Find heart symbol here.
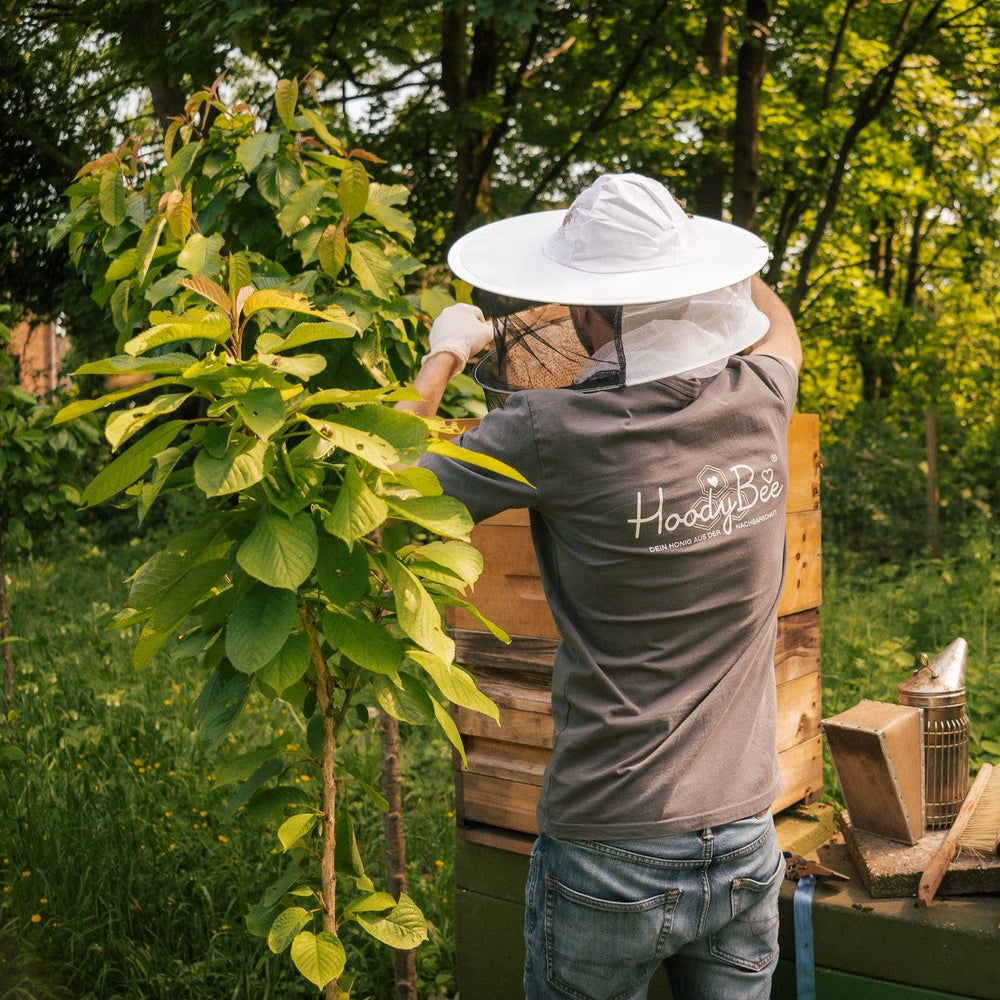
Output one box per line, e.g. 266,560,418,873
761,468,773,483
707,475,719,488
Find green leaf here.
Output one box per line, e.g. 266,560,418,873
242,288,332,320
260,860,307,908
384,495,473,539
72,352,197,377
407,540,483,589
318,223,347,277
354,894,427,950
408,650,500,722
235,388,285,440
237,131,280,174
274,78,299,130
177,233,225,276
226,585,297,673
162,139,201,180
425,437,534,485
261,319,357,352
371,672,434,725
193,436,270,497
257,630,312,694
299,413,399,471
300,108,345,154
322,610,403,674
135,213,168,285
290,930,346,990
277,180,327,236
196,665,251,750
431,693,468,766
268,906,311,954
256,353,327,381
335,806,374,892
316,534,370,604
278,812,317,851
324,463,390,545
123,313,232,356
104,392,189,451
339,160,369,220
365,183,415,241
213,738,284,787
349,240,395,297
383,554,454,661
99,170,127,227
53,375,179,424
82,419,186,507
237,509,318,590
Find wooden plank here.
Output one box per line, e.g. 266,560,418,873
772,609,821,686
455,657,820,757
453,609,820,681
456,733,824,834
777,509,823,617
776,670,822,753
786,412,820,514
773,735,824,811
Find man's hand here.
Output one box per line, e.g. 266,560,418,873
395,304,495,418
426,303,494,375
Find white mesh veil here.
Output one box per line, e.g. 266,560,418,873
473,278,769,407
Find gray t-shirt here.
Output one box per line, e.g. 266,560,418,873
422,354,799,840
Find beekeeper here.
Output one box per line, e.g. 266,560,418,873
401,173,802,1000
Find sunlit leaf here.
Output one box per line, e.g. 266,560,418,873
278,812,317,852
354,893,427,950
290,930,346,990
268,906,311,954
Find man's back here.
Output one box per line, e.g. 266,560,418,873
422,352,798,839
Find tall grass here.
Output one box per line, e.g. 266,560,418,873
3,511,1000,998
1,516,457,1000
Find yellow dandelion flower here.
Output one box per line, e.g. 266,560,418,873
217,835,229,844
30,914,41,923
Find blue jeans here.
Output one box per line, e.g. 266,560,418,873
523,813,783,1000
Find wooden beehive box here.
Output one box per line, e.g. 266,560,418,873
447,413,823,850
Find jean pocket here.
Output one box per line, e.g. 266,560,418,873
707,848,783,973
544,875,681,1000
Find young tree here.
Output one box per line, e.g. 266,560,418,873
52,79,517,997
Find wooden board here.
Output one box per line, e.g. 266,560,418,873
455,734,825,838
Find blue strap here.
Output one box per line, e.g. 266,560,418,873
793,873,817,1000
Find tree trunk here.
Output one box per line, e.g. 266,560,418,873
381,710,417,1000
693,0,730,219
731,0,772,230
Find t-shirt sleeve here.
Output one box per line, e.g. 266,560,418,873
740,353,799,419
419,393,543,523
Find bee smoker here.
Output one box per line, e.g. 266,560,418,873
897,637,970,829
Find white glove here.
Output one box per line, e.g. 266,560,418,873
424,303,494,372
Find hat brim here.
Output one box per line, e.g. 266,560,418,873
448,210,769,306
